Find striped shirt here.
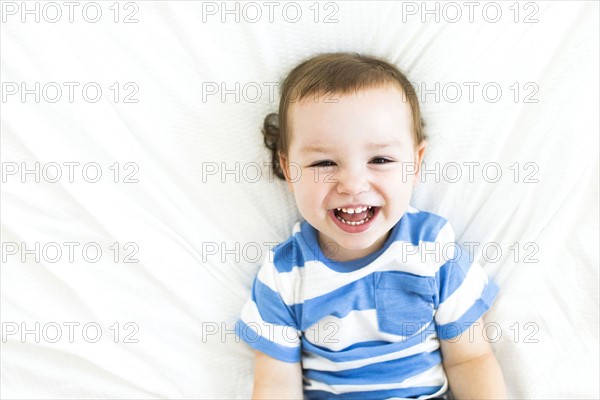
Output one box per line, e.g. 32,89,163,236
237,206,499,399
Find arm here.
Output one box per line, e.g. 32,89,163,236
440,317,507,399
252,350,303,399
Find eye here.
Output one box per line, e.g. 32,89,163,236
370,157,393,164
310,161,336,168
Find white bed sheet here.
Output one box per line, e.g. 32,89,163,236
1,1,598,398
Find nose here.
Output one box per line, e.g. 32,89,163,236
335,166,370,196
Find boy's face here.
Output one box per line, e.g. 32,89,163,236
280,85,426,262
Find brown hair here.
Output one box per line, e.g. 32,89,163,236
262,52,426,180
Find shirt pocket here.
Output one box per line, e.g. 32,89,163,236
374,271,436,337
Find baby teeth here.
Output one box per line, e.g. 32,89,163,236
334,207,375,226
336,206,372,214
335,215,371,226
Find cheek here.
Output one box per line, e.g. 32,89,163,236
382,178,414,202
397,185,415,206
292,183,316,205
298,170,329,192
293,179,329,208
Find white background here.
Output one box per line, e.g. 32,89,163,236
1,1,599,398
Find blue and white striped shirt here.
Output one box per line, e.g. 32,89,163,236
237,206,499,399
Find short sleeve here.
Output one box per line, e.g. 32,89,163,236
236,255,301,363
434,243,500,341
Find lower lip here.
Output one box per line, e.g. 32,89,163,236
328,207,379,233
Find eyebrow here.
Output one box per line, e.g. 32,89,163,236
300,141,404,153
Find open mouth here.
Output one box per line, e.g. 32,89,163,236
333,206,377,226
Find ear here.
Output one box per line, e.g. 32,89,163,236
278,152,294,192
412,140,427,187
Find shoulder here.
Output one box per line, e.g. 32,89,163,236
255,221,307,306
397,206,454,245
269,221,308,274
